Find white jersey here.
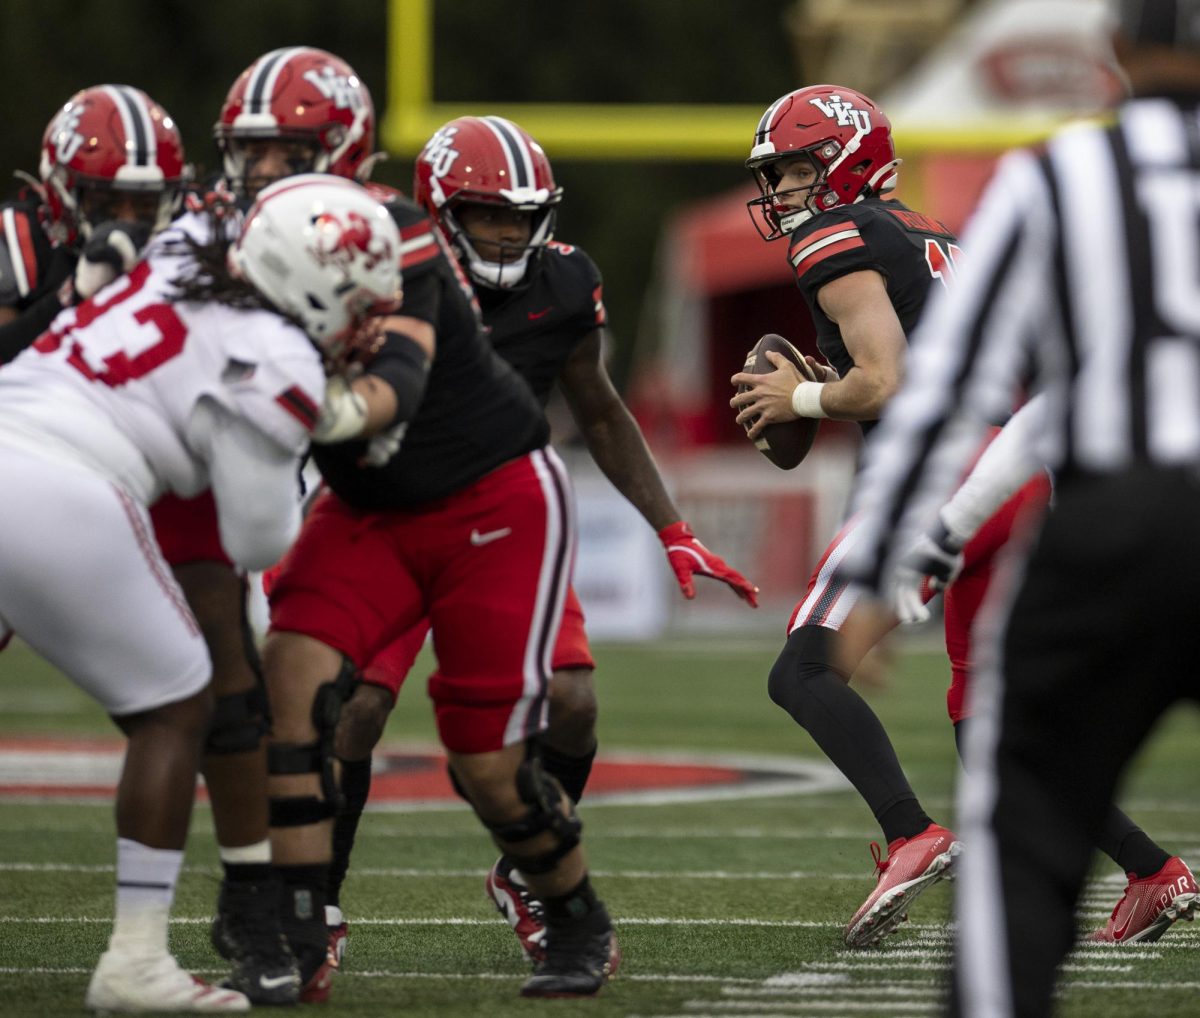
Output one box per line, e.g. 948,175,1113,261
0,214,324,505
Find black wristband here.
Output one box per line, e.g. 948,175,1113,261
365,330,431,424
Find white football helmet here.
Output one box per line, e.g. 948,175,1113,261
228,173,401,366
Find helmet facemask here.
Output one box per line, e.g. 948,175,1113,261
441,196,558,290
747,146,841,240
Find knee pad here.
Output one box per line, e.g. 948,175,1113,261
483,755,582,875
268,657,360,827
204,682,270,755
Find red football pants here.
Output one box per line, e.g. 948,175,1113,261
268,448,576,753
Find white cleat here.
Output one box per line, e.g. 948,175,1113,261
85,949,250,1013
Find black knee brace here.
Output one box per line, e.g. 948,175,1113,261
268,657,359,827
204,681,270,755
484,755,582,875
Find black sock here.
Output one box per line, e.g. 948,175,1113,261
222,861,272,885
1100,811,1171,878
276,863,329,921
877,801,935,845
539,743,596,804
541,875,604,923
329,757,373,906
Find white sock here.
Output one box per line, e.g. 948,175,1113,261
109,838,184,956
218,839,271,866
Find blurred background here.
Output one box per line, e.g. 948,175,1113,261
0,0,1124,635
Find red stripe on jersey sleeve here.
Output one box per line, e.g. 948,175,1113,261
13,211,39,292
398,224,441,271
276,385,320,431
791,235,867,278
786,221,861,263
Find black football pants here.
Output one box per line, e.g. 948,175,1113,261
951,469,1200,1018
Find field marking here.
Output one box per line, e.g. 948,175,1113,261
686,1003,938,1014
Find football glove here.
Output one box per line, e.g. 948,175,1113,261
890,520,965,625
657,520,759,607
73,221,150,300
312,375,369,444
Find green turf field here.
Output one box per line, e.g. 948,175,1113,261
1,634,1196,1017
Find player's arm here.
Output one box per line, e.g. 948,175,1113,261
814,269,906,421
559,329,680,529
187,397,305,570
312,313,434,444
560,329,758,605
730,270,903,434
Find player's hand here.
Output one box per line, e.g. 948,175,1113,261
889,521,964,625
73,221,150,300
313,375,369,444
657,520,759,607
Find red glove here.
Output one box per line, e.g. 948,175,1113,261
657,521,759,607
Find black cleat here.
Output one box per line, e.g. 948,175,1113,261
211,877,301,1006
519,905,620,998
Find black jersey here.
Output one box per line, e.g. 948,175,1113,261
786,198,958,430
310,194,548,510
478,241,606,407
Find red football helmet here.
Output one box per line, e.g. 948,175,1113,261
215,47,376,195
413,116,562,289
746,85,899,241
38,85,187,246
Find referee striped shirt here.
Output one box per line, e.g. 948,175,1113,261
839,96,1200,591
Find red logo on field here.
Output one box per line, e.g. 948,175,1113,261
0,739,846,805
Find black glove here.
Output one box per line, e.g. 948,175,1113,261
74,221,152,299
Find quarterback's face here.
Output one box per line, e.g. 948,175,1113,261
456,203,535,263
770,153,820,194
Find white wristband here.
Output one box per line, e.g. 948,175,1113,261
790,381,828,419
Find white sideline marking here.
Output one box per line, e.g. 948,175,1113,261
686,1002,940,1013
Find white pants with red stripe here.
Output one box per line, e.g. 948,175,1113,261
787,515,868,634
0,445,210,716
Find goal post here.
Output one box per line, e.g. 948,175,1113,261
383,0,1070,161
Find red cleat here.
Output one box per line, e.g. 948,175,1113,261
844,822,962,947
486,857,547,962
1090,856,1199,944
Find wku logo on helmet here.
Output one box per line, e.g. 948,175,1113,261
808,94,871,134
310,210,391,271
422,125,461,180
50,105,86,164
302,66,365,112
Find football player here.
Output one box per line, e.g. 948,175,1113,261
0,85,187,359
320,115,759,966
156,48,382,1004
729,85,962,946
1,89,304,1001
227,65,622,999
0,175,396,1013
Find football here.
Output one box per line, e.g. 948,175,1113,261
738,333,821,470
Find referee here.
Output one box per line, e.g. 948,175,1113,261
837,2,1200,1015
